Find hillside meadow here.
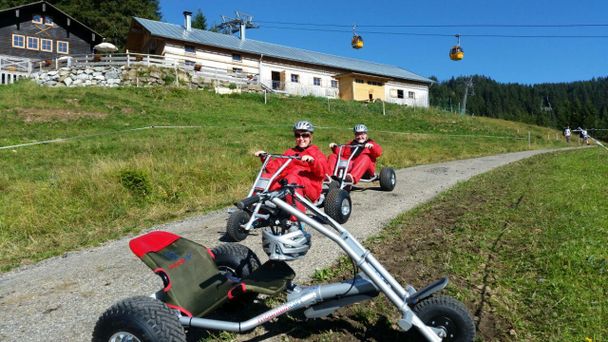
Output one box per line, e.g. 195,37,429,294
0,81,568,271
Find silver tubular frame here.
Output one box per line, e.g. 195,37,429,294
183,187,442,341
275,192,441,342
243,155,297,231
332,144,361,189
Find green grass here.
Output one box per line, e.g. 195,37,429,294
315,148,607,341
0,81,568,271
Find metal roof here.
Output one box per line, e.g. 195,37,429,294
133,17,432,84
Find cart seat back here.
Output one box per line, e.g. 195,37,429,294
129,231,233,317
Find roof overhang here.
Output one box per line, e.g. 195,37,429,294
334,72,391,82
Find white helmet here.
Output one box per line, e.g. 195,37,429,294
293,120,314,133
262,227,311,261
353,124,368,133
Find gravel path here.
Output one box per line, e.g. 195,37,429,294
0,149,568,341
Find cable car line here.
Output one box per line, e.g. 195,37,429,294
257,20,608,28
261,25,608,38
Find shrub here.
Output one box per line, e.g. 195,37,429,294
119,170,151,198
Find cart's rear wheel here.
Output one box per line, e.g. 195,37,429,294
226,209,250,242
212,243,261,305
92,296,186,342
410,295,475,342
324,188,352,224
379,167,396,191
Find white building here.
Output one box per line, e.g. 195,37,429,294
126,12,432,107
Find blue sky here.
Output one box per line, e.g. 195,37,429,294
158,0,607,85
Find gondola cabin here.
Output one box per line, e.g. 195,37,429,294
351,35,363,49
449,45,464,61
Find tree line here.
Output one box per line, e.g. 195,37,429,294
429,75,608,136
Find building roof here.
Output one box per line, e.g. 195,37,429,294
133,17,432,84
0,1,103,38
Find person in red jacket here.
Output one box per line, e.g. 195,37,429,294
254,120,328,214
327,124,383,184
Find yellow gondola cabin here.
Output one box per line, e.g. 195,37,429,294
352,35,363,49
449,46,464,61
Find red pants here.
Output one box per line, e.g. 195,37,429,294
327,154,375,183
269,173,321,215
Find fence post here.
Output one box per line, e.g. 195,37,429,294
126,51,130,67
528,131,531,148
264,89,267,104
174,63,178,86
382,100,386,115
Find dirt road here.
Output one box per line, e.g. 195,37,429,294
0,149,567,341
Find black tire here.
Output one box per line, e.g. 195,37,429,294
226,209,250,242
212,243,261,304
92,296,186,342
323,188,352,224
328,179,340,190
410,295,475,342
379,167,396,191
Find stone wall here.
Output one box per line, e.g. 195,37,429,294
32,65,264,94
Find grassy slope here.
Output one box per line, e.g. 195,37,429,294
299,148,606,341
0,81,567,271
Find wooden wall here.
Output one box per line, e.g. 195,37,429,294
0,3,102,59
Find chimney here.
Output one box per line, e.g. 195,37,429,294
239,22,246,41
183,11,192,31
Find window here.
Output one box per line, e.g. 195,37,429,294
41,38,52,52
57,41,69,54
184,45,195,53
367,80,383,86
232,54,242,62
313,77,321,86
408,91,415,99
232,67,243,74
44,16,54,26
355,79,364,84
185,60,195,67
32,14,43,24
331,80,338,88
27,36,39,50
397,90,404,99
291,74,299,83
12,34,25,48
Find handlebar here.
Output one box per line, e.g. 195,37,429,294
237,182,304,209
257,153,301,160
237,195,261,209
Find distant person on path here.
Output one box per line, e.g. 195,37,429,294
327,124,383,184
578,127,590,145
254,120,328,215
564,126,571,143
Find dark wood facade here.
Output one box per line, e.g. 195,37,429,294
0,1,103,60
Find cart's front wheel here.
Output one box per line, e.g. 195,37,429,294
92,296,186,342
226,209,250,242
379,167,396,191
411,295,475,342
324,188,352,224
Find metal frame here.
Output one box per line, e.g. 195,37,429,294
240,154,298,232
181,188,445,341
329,144,380,189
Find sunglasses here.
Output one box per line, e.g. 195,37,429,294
294,132,311,138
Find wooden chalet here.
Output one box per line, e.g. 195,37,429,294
0,0,103,60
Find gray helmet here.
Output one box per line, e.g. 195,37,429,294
262,227,311,261
353,124,368,133
293,120,314,133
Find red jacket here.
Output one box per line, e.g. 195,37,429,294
331,139,382,162
262,145,328,195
